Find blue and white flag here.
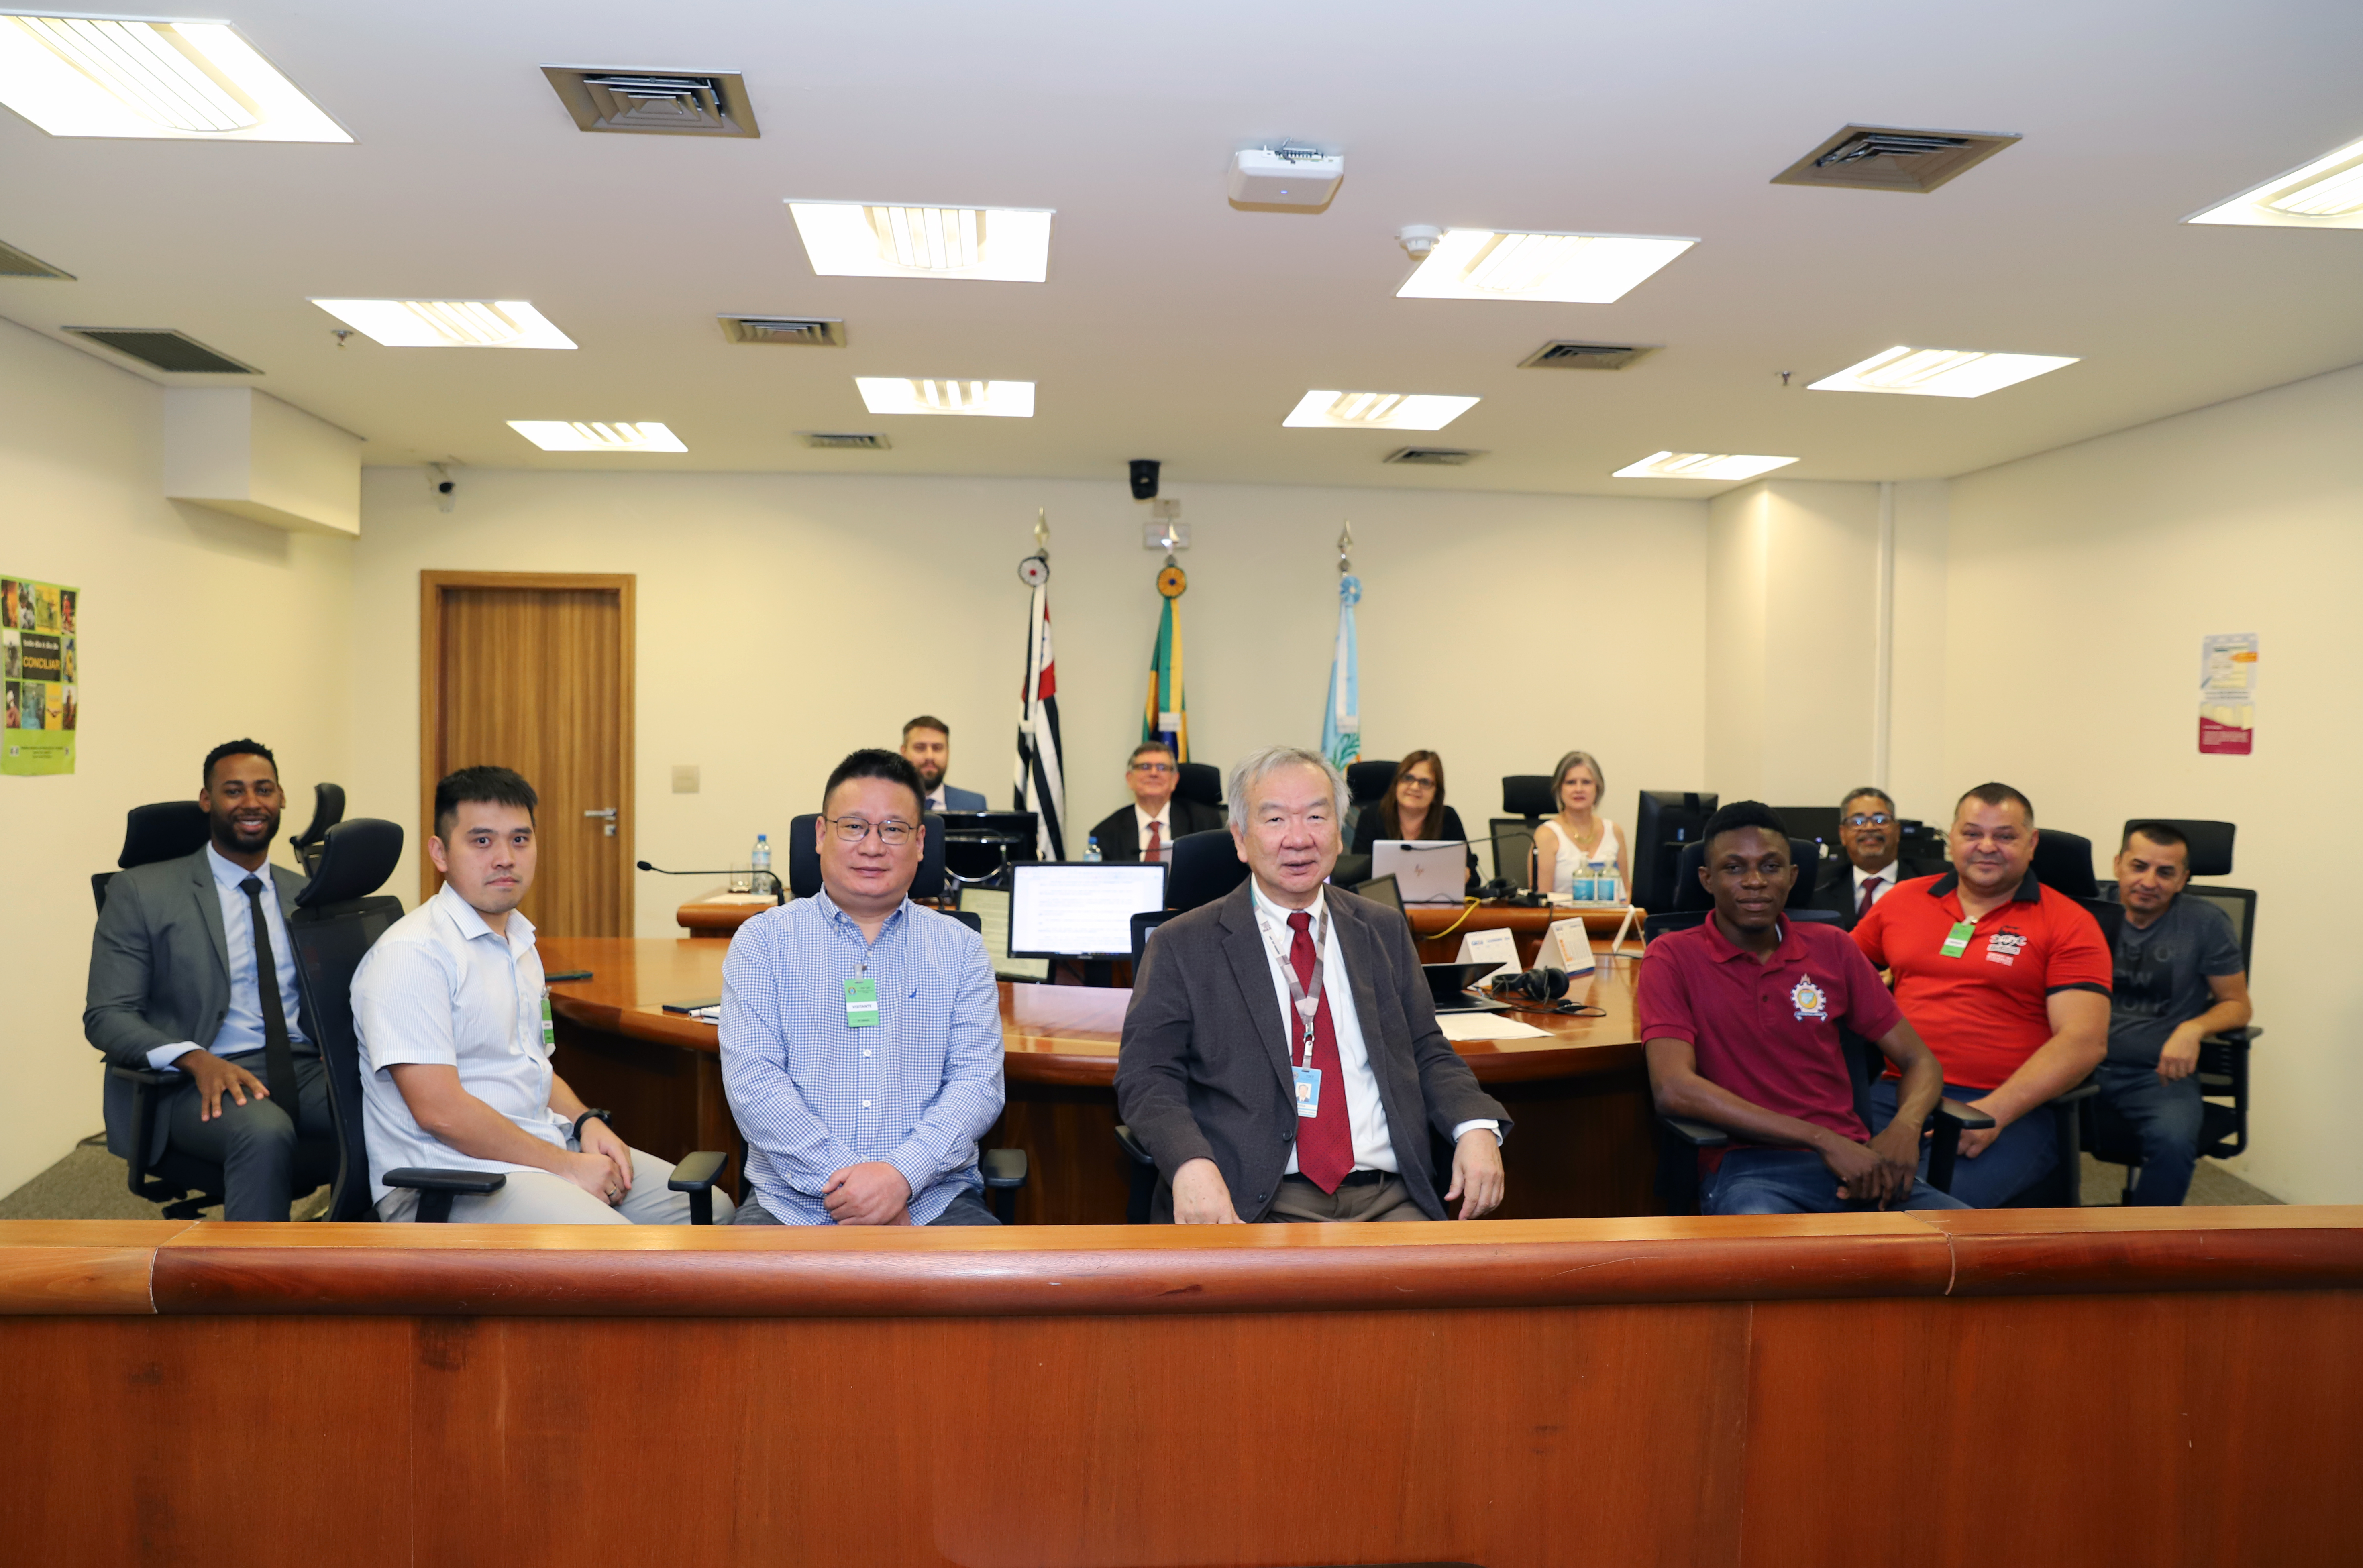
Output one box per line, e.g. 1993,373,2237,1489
1321,573,1361,772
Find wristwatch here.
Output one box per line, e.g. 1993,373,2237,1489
571,1108,614,1144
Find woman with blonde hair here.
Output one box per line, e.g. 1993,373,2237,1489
1531,750,1629,899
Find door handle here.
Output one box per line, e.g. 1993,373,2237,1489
585,807,618,837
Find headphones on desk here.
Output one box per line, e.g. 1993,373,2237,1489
1484,965,1607,1018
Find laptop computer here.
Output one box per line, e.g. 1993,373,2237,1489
1370,839,1466,905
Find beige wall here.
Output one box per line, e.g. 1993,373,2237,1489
1944,362,2363,1203
0,319,354,1197
353,470,1709,932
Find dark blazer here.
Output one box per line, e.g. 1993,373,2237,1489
1115,881,1509,1221
935,784,988,812
1087,795,1226,862
1812,854,1944,931
84,847,314,1160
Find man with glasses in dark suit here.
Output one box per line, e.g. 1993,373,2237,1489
1813,786,1943,931
1085,740,1224,863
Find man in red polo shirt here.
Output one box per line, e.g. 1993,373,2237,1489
1639,802,1964,1214
1853,782,2110,1206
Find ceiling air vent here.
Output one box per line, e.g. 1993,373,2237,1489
1520,340,1658,371
1383,447,1483,466
0,238,72,279
64,328,256,374
799,432,891,450
718,315,844,346
1772,124,2020,193
543,67,758,137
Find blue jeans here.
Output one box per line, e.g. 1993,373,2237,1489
1699,1146,1966,1215
2093,1063,2204,1206
1868,1078,2060,1208
734,1186,1000,1226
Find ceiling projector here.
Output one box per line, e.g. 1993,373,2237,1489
1228,146,1344,207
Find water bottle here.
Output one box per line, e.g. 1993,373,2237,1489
1596,859,1621,905
1083,836,1103,863
751,833,771,892
1584,858,1609,903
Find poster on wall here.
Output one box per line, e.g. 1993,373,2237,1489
2198,631,2257,757
3,575,77,776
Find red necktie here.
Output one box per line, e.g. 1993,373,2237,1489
1858,874,1883,918
1144,821,1162,863
1286,910,1353,1192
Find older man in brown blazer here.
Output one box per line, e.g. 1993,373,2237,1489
1116,745,1509,1223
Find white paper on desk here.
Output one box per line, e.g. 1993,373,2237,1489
1539,918,1597,979
1437,1011,1552,1041
1454,928,1520,984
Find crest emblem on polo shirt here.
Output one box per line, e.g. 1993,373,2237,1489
1790,976,1829,1021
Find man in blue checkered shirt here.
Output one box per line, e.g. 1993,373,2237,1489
720,748,1006,1225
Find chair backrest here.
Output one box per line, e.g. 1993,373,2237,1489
1488,817,1536,888
289,781,346,872
1770,806,1842,857
1166,828,1248,911
1174,762,1223,811
787,812,948,900
1501,775,1556,821
1670,838,1826,912
286,818,407,1224
95,798,216,913
2121,818,2235,878
2077,896,2124,952
2029,829,2099,900
1345,760,1397,806
1130,908,1177,972
2180,884,2259,972
944,908,982,935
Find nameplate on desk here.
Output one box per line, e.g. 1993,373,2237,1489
1454,928,1519,984
1538,919,1596,979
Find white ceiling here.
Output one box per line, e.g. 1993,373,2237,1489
2,0,2359,497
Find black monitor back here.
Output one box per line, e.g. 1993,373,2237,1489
1630,790,1719,913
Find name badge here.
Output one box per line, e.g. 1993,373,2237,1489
1292,1065,1323,1118
844,975,880,1028
539,994,555,1049
1939,920,1976,959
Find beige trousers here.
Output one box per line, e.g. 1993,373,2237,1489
375,1145,732,1225
1266,1172,1428,1222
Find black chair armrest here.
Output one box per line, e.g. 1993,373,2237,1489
1933,1099,1996,1131
2204,1026,2261,1045
666,1149,728,1225
383,1167,507,1225
106,1064,186,1087
106,1064,187,1196
1925,1100,1994,1197
2054,1077,2101,1106
980,1148,1029,1189
1113,1124,1157,1167
1658,1115,1731,1149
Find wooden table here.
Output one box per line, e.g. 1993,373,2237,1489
542,934,1658,1223
7,1208,2360,1566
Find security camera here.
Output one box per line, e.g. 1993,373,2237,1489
429,462,457,513
436,480,455,495
1129,459,1161,501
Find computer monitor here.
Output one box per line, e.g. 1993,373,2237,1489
1352,873,1406,920
936,810,1039,883
958,886,1050,982
1007,861,1169,960
1629,790,1719,914
1772,805,1842,856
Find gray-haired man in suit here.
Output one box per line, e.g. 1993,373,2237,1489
84,739,334,1220
1117,745,1509,1223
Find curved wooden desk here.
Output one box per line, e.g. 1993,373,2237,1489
541,935,1658,1223
5,1209,2359,1566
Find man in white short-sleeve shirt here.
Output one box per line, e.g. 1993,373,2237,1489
353,765,727,1224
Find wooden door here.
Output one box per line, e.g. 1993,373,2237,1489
420,572,635,936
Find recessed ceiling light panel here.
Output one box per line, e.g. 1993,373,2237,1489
0,14,348,140
310,299,577,350
1613,452,1798,481
1809,345,2077,398
789,201,1053,282
507,420,685,453
855,378,1035,417
1396,230,1693,304
2188,134,2363,229
1284,390,1479,431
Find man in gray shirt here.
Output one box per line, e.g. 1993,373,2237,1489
2098,822,2252,1205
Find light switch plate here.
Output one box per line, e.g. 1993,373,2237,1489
672,764,700,794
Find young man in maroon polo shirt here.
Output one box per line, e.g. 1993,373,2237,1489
1853,782,2111,1207
1639,802,1964,1214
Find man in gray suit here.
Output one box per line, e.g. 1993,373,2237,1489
84,739,334,1220
901,715,986,812
1117,745,1509,1223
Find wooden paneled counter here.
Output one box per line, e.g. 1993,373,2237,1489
542,934,1658,1223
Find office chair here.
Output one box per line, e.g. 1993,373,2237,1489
1174,761,1226,825
1109,910,1182,1223
1130,908,1176,971
1166,829,1248,911
1654,1028,1993,1213
2028,829,2100,899
1341,758,1396,848
287,782,345,875
97,799,296,1217
783,811,1028,1218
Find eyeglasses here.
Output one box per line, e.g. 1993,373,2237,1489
827,815,918,845
1844,812,1893,827
1398,776,1437,792
1130,761,1176,774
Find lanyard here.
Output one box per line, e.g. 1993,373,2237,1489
1258,903,1329,1068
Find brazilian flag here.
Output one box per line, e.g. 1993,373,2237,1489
1144,563,1187,762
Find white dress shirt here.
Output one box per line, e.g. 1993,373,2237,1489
1246,882,1499,1175
1133,802,1174,861
146,843,310,1069
924,787,946,812
351,883,571,1204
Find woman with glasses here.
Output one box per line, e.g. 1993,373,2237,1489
1533,750,1629,901
1352,751,1478,891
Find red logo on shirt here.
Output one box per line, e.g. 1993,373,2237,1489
1986,928,2027,966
